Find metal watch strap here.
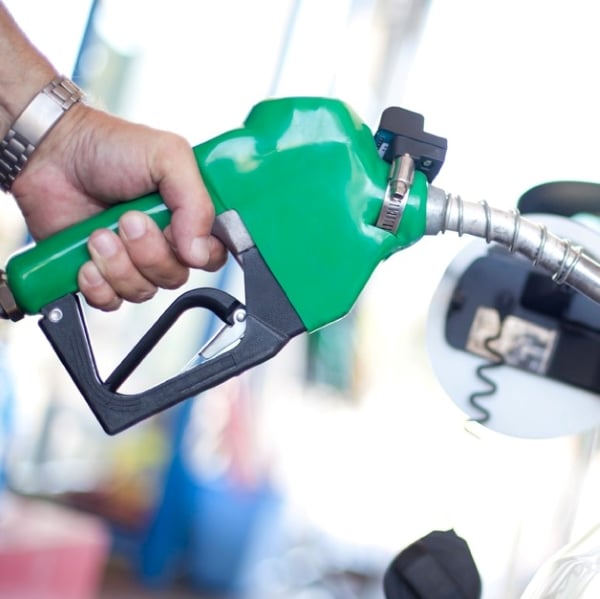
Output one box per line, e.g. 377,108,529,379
0,76,84,192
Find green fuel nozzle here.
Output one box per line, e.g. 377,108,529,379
3,98,432,331
3,96,600,433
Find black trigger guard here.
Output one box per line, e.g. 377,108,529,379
39,247,305,434
104,287,244,392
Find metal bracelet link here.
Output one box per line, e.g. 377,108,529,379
45,77,83,110
0,76,84,193
0,129,34,191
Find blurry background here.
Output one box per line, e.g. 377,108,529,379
2,1,600,598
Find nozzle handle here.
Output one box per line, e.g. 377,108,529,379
6,192,170,315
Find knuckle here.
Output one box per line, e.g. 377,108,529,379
161,132,190,163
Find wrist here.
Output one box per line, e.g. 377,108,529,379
0,64,56,124
0,76,85,192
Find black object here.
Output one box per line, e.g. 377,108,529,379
38,246,305,434
518,180,600,217
374,107,447,182
383,529,481,599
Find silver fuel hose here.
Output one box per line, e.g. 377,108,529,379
425,186,600,304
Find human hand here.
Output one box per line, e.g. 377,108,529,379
10,103,227,311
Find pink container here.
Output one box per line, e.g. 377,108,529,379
0,495,110,599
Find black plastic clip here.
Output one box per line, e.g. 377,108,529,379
374,106,447,183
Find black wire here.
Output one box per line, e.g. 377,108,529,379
467,320,506,425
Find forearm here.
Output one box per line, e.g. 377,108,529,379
0,2,57,136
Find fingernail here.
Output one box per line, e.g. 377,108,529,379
90,231,117,258
190,236,210,265
80,262,104,287
120,212,147,241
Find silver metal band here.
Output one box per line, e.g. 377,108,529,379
376,153,415,234
0,76,84,192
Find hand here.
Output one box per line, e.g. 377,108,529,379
11,103,227,311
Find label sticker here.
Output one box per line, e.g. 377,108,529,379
466,307,557,375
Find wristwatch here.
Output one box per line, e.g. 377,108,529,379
0,76,84,193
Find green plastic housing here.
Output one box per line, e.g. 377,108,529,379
6,97,428,331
